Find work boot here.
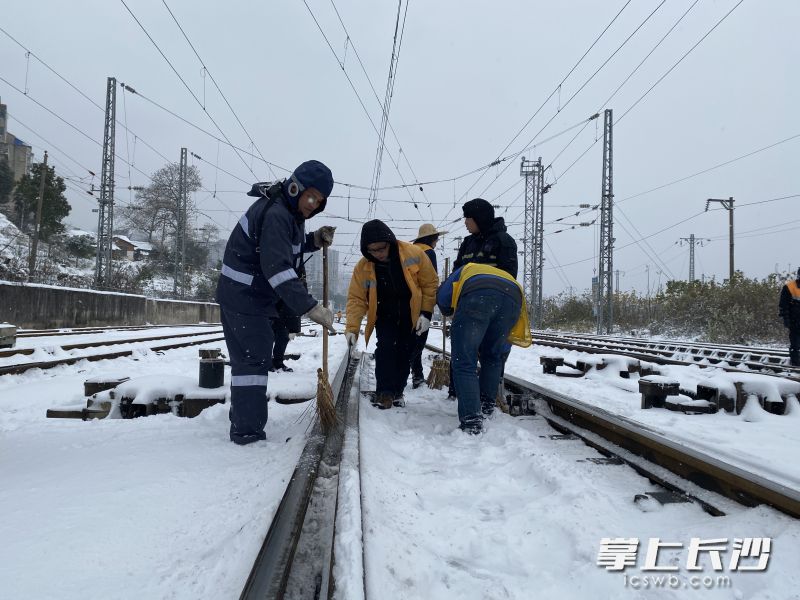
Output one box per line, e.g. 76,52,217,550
270,362,293,373
412,374,425,389
480,394,496,418
393,392,406,407
459,417,483,435
376,392,394,410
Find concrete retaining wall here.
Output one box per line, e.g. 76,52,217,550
0,281,219,329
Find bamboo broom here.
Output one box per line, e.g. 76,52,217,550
316,244,337,431
427,257,451,389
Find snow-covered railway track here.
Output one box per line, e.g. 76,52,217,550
241,350,363,600
502,374,800,519
0,330,225,376
531,331,800,378
17,323,221,338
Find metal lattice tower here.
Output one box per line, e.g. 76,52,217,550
679,233,709,282
596,109,614,334
94,77,117,287
520,157,543,321
174,147,188,297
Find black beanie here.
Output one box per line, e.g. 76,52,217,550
462,198,494,233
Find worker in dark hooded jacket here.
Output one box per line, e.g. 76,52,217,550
448,198,518,400
779,267,800,367
453,197,518,278
216,160,337,445
345,220,439,409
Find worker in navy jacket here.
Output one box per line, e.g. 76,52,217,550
216,160,337,445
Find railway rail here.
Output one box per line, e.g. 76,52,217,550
0,330,225,376
16,323,221,338
240,343,798,599
531,331,800,378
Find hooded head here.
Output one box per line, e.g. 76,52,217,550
462,198,495,234
282,160,334,218
360,219,397,263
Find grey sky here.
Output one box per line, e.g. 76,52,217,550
1,0,797,296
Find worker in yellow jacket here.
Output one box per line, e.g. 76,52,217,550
437,263,531,434
346,219,439,409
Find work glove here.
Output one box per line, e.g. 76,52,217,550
313,225,336,248
345,332,358,357
288,333,296,341
415,315,431,336
306,303,336,333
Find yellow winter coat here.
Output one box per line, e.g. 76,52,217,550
346,241,439,343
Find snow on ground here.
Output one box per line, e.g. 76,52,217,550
3,326,800,599
0,324,347,599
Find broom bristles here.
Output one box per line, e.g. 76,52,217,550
426,357,450,390
316,367,337,432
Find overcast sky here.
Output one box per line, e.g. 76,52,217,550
1,0,797,296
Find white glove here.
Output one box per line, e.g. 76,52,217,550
415,315,431,336
306,303,335,333
345,332,358,357
313,225,336,248
288,333,296,341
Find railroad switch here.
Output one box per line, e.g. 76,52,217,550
539,356,564,375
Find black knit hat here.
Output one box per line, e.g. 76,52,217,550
462,198,494,233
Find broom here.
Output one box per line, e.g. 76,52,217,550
427,257,451,389
316,244,337,432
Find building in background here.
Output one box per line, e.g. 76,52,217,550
0,98,34,219
305,247,342,309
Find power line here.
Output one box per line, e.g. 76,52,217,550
160,0,279,182
118,0,261,182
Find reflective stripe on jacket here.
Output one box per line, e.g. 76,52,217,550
346,241,439,343
215,183,318,316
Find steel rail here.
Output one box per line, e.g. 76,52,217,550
240,351,357,600
503,373,800,519
17,323,221,338
0,334,226,376
531,332,800,377
0,329,224,359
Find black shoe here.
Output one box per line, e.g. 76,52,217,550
480,394,495,417
412,375,425,389
393,392,406,407
271,362,293,372
459,418,483,435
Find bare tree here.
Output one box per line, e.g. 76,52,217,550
118,162,201,245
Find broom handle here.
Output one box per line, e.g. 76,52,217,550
322,244,329,379
442,256,450,358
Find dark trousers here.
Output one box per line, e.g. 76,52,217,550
450,290,520,428
790,329,800,366
409,329,430,379
375,316,416,396
221,307,274,445
271,317,290,367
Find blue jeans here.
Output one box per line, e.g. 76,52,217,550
450,289,520,428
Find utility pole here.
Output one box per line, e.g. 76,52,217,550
520,156,544,325
678,234,710,282
94,77,117,288
28,151,48,278
174,147,188,297
596,109,614,334
705,197,734,282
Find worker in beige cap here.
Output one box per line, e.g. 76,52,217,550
409,223,447,388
